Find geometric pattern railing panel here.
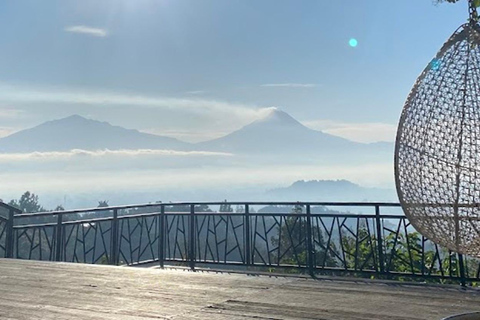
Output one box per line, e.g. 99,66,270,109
165,214,189,262
119,215,159,265
63,220,112,264
312,215,378,273
382,217,480,281
14,225,55,261
7,202,480,286
0,216,7,257
195,214,245,264
252,214,307,267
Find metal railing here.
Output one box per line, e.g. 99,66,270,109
0,202,21,259
3,201,480,286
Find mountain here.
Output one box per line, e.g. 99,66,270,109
266,180,398,202
0,115,191,153
197,109,392,158
0,111,394,160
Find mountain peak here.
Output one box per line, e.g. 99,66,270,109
62,114,89,121
49,114,100,124
254,108,304,127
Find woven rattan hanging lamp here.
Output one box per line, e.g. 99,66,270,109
395,0,480,258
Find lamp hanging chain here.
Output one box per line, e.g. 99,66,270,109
469,0,479,25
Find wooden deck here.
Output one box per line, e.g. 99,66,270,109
0,259,479,319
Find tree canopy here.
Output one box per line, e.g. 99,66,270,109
435,0,480,7
8,191,45,213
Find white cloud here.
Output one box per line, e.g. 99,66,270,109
0,127,15,138
0,149,232,162
0,84,271,125
261,83,318,88
304,119,397,143
185,90,206,95
142,128,230,143
0,108,24,119
64,25,108,37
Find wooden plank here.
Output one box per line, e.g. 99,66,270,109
0,259,479,319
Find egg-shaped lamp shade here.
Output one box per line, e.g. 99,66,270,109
395,22,480,258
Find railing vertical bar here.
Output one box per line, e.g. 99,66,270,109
458,253,466,287
5,209,14,258
245,204,251,266
159,205,165,268
110,209,118,265
375,205,385,275
189,204,195,271
306,204,314,277
55,214,63,261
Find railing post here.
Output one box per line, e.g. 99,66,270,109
110,209,118,265
189,204,195,271
245,204,251,266
306,204,315,277
5,209,14,258
55,214,63,261
458,253,466,287
158,205,165,268
375,205,385,275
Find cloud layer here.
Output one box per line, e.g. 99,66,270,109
304,119,396,143
0,149,232,162
261,83,318,88
0,84,271,124
64,25,108,37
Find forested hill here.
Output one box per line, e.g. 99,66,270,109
266,180,397,202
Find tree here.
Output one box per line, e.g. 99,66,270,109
97,200,109,208
219,200,233,213
435,0,480,6
271,205,337,269
8,191,45,213
341,222,378,272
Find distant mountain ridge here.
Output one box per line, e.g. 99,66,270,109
0,111,393,160
0,115,190,153
267,179,398,202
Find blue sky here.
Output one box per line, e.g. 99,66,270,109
0,0,471,142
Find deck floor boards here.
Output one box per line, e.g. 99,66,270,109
0,259,479,319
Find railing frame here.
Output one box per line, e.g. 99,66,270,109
0,203,21,258
5,201,479,286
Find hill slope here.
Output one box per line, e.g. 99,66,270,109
0,115,191,152
198,109,358,154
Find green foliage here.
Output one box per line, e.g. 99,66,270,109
435,0,480,7
219,201,233,213
341,223,377,271
271,205,337,270
97,200,109,208
436,0,461,3
8,191,46,213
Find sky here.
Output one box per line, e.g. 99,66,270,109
0,0,471,143
0,0,476,207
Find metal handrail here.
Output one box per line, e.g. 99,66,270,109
13,201,401,218
0,202,22,214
